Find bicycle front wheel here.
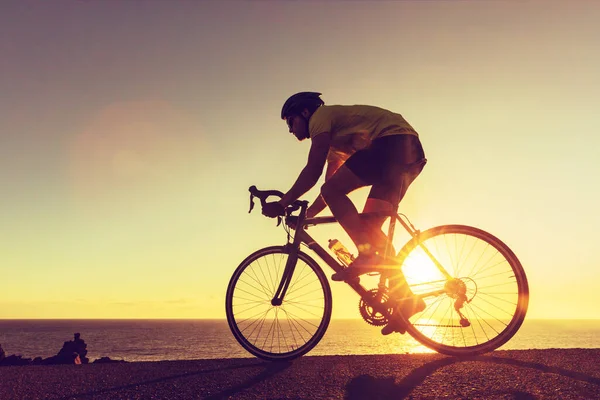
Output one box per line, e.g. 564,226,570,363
397,225,529,356
225,246,332,361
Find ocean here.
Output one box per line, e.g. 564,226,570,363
0,319,598,362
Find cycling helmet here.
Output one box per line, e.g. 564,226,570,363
281,92,324,119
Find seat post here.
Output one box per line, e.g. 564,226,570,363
383,201,400,260
378,202,400,288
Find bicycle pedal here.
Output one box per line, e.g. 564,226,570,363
381,319,407,335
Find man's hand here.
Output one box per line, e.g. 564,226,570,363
286,215,299,230
262,201,285,218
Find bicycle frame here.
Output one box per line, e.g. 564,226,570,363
271,203,452,316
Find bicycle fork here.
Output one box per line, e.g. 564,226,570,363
270,243,298,306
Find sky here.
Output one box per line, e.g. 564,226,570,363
1,0,599,320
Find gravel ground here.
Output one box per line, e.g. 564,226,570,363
0,349,598,399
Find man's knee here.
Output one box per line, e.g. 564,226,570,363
320,181,341,202
364,197,394,213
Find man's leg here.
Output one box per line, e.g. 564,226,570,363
368,166,424,296
360,197,397,256
320,165,387,256
374,165,427,335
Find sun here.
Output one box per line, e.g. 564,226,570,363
400,248,448,296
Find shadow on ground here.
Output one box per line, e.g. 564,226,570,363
58,360,291,400
345,355,600,400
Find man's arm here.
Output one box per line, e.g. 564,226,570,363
306,151,346,217
280,133,331,208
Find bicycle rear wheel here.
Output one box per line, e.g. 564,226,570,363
397,225,528,356
225,246,332,361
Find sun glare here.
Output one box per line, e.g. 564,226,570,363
401,249,447,296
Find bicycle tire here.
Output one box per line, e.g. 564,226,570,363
397,225,528,356
225,246,332,361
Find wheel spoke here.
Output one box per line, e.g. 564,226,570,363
478,291,518,307
286,278,321,300
243,308,270,343
281,301,324,319
250,260,274,297
233,300,270,315
286,285,325,303
464,242,489,279
234,282,270,301
284,299,325,309
282,308,308,345
472,255,509,278
237,305,274,326
455,233,473,277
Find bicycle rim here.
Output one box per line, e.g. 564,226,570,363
398,225,529,356
225,246,332,361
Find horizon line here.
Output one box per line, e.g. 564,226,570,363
1,317,599,321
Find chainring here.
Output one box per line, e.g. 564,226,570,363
359,288,395,326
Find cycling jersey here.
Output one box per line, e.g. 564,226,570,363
308,105,418,157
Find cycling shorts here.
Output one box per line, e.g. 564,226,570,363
344,134,426,205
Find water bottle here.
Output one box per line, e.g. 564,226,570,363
328,239,355,267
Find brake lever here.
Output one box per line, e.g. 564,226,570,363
249,193,255,213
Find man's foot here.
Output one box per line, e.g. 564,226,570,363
331,253,396,282
381,296,426,335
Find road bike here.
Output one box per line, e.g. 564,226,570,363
225,186,529,361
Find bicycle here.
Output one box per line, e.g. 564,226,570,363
226,185,529,361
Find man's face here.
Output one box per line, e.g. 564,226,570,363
286,115,309,141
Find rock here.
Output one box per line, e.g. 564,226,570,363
93,357,127,364
0,355,32,366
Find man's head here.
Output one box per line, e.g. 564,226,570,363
281,92,324,141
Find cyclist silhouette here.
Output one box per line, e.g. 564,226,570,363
262,92,427,334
